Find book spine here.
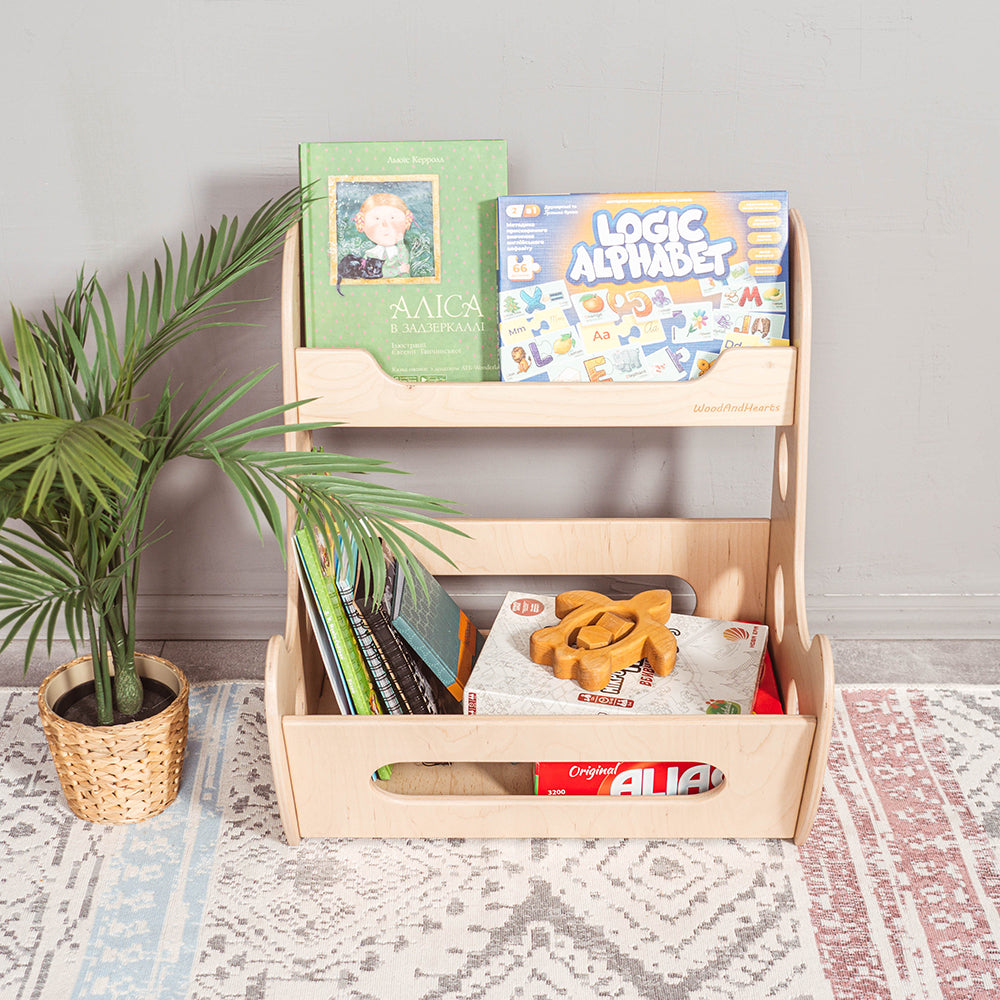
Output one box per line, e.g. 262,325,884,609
294,528,383,719
298,144,319,347
357,567,438,715
335,574,406,715
294,539,353,716
366,629,426,715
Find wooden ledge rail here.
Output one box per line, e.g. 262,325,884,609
293,345,797,428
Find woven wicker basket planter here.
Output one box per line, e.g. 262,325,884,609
37,652,190,824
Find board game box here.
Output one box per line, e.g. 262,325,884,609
463,592,769,717
535,761,726,796
496,191,788,383
300,140,507,381
532,646,783,796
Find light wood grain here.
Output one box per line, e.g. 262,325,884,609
765,209,835,844
294,344,796,428
263,222,314,845
404,517,770,623
283,713,815,839
264,209,835,845
263,633,304,846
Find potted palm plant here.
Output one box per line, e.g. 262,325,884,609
0,188,458,823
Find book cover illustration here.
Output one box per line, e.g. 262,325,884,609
463,592,768,717
300,139,508,382
496,192,788,383
390,557,483,702
353,546,440,715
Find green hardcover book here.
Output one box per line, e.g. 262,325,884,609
294,525,391,779
299,139,507,381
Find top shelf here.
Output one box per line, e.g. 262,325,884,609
292,345,797,428
282,208,810,430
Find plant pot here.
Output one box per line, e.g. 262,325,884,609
37,651,190,824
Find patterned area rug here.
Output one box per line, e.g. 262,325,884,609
2,683,999,999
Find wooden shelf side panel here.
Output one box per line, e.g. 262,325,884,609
264,630,305,846
765,209,835,844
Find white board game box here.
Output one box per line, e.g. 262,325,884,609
463,592,768,716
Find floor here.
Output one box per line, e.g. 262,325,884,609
2,638,998,688
1,639,270,689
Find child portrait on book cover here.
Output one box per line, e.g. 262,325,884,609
329,175,440,289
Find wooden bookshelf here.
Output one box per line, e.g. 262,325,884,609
264,209,834,845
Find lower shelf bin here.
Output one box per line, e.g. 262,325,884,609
280,712,816,840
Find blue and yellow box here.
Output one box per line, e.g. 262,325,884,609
497,191,788,382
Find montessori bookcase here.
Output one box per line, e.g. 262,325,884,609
264,210,834,845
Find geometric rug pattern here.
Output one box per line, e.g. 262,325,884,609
2,683,999,999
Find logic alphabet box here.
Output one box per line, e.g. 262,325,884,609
497,192,788,383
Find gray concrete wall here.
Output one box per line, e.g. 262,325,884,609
2,1,997,640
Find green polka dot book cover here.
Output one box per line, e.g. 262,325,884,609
299,140,507,381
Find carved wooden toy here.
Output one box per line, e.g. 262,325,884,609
529,590,678,692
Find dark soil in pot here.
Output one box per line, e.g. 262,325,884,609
52,676,177,726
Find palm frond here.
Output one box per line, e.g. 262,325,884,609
0,551,89,673
219,449,463,601
0,523,148,673
0,414,144,517
89,280,123,402
120,188,303,388
0,187,461,696
159,392,465,601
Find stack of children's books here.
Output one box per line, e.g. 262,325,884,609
293,524,481,757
